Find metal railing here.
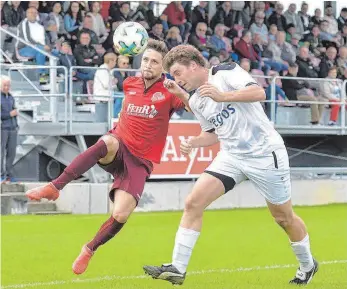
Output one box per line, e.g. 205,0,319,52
0,26,59,121
8,65,68,134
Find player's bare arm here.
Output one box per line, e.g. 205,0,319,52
199,83,265,103
163,79,191,111
180,131,218,156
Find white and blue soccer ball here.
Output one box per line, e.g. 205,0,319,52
113,22,149,56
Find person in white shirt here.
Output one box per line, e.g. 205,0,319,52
143,45,318,286
93,53,117,102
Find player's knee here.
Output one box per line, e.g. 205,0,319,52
101,135,119,157
274,212,294,229
184,195,204,215
112,211,130,223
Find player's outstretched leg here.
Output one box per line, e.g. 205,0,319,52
72,189,136,274
267,200,319,285
143,173,227,285
25,135,118,201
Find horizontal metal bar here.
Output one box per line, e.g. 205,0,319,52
290,167,347,173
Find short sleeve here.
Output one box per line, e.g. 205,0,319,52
171,94,186,111
221,65,259,90
190,103,214,133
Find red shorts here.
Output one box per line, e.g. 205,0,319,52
98,134,153,204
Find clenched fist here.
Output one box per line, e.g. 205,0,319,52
180,139,193,156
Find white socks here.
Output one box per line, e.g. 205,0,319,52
172,226,200,274
290,234,314,272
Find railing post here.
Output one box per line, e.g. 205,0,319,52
49,57,58,122
270,76,276,123
342,80,346,134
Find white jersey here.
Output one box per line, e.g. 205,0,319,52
189,63,284,156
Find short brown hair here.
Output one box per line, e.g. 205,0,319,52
146,39,168,58
104,52,117,64
163,45,206,72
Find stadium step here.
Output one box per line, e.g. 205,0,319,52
31,210,72,215
27,201,57,213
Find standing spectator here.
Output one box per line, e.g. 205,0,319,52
267,2,287,32
338,8,347,32
0,1,25,61
319,46,338,78
44,2,67,46
88,2,108,44
320,67,343,126
1,76,18,183
165,26,183,50
282,63,323,125
64,1,83,49
93,53,118,102
298,2,312,38
336,46,347,78
74,32,101,81
161,1,192,39
284,3,304,39
17,7,52,82
249,11,269,45
191,1,209,30
323,5,339,36
311,8,323,26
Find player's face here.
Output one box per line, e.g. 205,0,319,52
141,49,163,80
170,62,199,92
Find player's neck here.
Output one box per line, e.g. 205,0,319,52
144,77,161,90
198,68,209,86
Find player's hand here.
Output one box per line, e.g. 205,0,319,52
180,139,192,156
199,83,226,102
164,79,186,97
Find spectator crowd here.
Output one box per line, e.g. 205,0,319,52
1,1,347,125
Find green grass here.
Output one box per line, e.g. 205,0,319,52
1,204,347,289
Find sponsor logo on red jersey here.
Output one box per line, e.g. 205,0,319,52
151,92,165,102
126,103,158,118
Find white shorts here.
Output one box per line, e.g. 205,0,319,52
205,147,291,205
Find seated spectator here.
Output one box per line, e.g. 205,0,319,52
336,46,347,78
285,23,297,42
282,63,323,125
296,46,319,79
44,2,67,46
290,34,302,55
252,33,266,56
298,2,312,38
264,31,296,70
305,25,326,58
74,32,101,81
338,8,347,32
210,24,228,53
149,21,165,41
1,1,25,61
268,24,278,42
57,42,77,77
64,1,83,49
28,1,48,25
132,1,156,28
93,52,118,102
240,58,251,72
320,66,344,126
249,1,266,26
284,3,304,39
77,15,99,46
235,30,269,74
320,20,340,46
113,55,131,91
339,24,347,46
311,8,322,26
188,22,217,59
161,1,192,38
319,46,338,78
191,1,209,30
17,7,55,82
208,56,220,67
110,1,133,25
210,1,236,37
88,2,108,44
165,26,182,50
249,11,268,45
267,2,287,32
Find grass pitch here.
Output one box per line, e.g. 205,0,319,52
1,204,347,289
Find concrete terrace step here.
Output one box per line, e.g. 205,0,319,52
27,201,56,213
31,211,71,215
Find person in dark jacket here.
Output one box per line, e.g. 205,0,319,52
191,1,209,30
319,46,338,78
1,76,18,183
267,2,287,31
296,46,319,79
74,32,101,80
282,63,323,124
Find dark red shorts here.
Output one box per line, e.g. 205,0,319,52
98,134,153,204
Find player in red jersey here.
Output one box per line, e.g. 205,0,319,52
25,39,190,275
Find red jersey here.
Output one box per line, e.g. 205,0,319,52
113,76,185,164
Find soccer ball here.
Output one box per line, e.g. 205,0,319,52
113,22,149,56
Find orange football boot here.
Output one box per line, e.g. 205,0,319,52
72,245,94,275
25,183,60,201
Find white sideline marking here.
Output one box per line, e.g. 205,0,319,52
2,260,346,289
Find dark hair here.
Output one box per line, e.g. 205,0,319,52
241,29,251,38
163,45,206,72
120,1,130,8
341,8,347,13
146,39,168,58
66,1,83,24
288,62,298,68
328,66,337,72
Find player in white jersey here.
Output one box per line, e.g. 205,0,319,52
143,45,318,286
